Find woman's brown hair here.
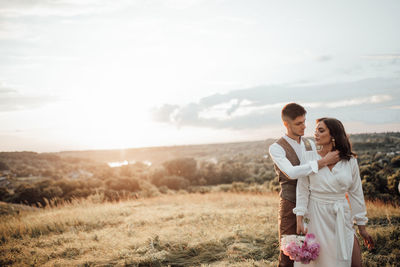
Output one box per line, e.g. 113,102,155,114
316,117,356,160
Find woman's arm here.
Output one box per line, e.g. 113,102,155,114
296,215,308,235
348,157,374,249
293,175,310,234
348,157,368,225
357,225,374,249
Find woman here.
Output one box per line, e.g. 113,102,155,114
293,118,374,267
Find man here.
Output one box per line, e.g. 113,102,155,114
269,103,340,267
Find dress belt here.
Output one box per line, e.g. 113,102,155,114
310,192,349,261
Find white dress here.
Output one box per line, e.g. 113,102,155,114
293,151,368,267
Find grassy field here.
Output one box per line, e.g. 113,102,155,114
1,192,399,266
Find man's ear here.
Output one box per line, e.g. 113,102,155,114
283,120,288,128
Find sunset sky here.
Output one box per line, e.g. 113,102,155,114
0,0,399,152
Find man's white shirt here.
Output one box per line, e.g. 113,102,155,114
269,135,318,180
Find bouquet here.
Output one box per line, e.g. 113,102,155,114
280,233,320,264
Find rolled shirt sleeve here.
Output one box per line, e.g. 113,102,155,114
309,160,318,174
269,143,318,180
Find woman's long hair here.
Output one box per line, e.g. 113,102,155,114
316,117,356,160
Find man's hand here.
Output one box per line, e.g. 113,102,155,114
318,150,340,169
296,216,308,235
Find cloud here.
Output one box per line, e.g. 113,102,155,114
304,95,392,109
198,99,284,120
0,94,59,112
316,55,332,62
151,104,180,123
216,15,257,26
361,54,400,66
362,54,400,60
0,83,17,94
0,83,60,112
0,54,79,63
196,95,392,121
161,0,205,10
151,77,400,129
0,0,132,18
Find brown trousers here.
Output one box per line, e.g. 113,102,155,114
278,197,297,267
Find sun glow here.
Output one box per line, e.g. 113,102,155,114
59,93,159,150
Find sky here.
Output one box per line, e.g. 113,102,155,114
0,0,399,152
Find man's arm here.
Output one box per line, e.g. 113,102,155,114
317,151,340,169
309,139,340,170
269,143,314,180
269,143,340,180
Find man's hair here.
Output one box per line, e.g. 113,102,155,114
281,103,306,122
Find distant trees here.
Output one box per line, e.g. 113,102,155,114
387,170,400,200
0,187,11,201
163,158,197,183
105,177,140,192
359,155,400,204
148,158,197,190
197,161,218,185
155,175,190,190
1,152,280,207
0,161,9,171
156,156,270,187
1,133,400,206
391,155,400,168
13,184,43,205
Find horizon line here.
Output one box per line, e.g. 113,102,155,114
1,131,398,154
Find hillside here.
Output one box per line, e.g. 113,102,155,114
56,139,276,166
54,132,400,165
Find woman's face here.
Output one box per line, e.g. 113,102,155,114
314,121,332,146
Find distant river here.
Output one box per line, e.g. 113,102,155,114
108,160,152,168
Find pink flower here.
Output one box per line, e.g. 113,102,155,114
305,233,315,240
281,234,320,264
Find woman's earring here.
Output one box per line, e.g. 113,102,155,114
331,138,336,149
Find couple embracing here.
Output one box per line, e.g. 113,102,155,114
269,103,374,267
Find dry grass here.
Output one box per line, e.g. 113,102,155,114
364,199,400,219
0,192,280,266
0,192,398,266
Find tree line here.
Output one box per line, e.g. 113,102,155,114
0,133,399,206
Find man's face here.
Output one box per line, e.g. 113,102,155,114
284,115,306,137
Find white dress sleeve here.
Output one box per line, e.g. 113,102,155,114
293,176,310,216
292,144,317,216
347,157,368,225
